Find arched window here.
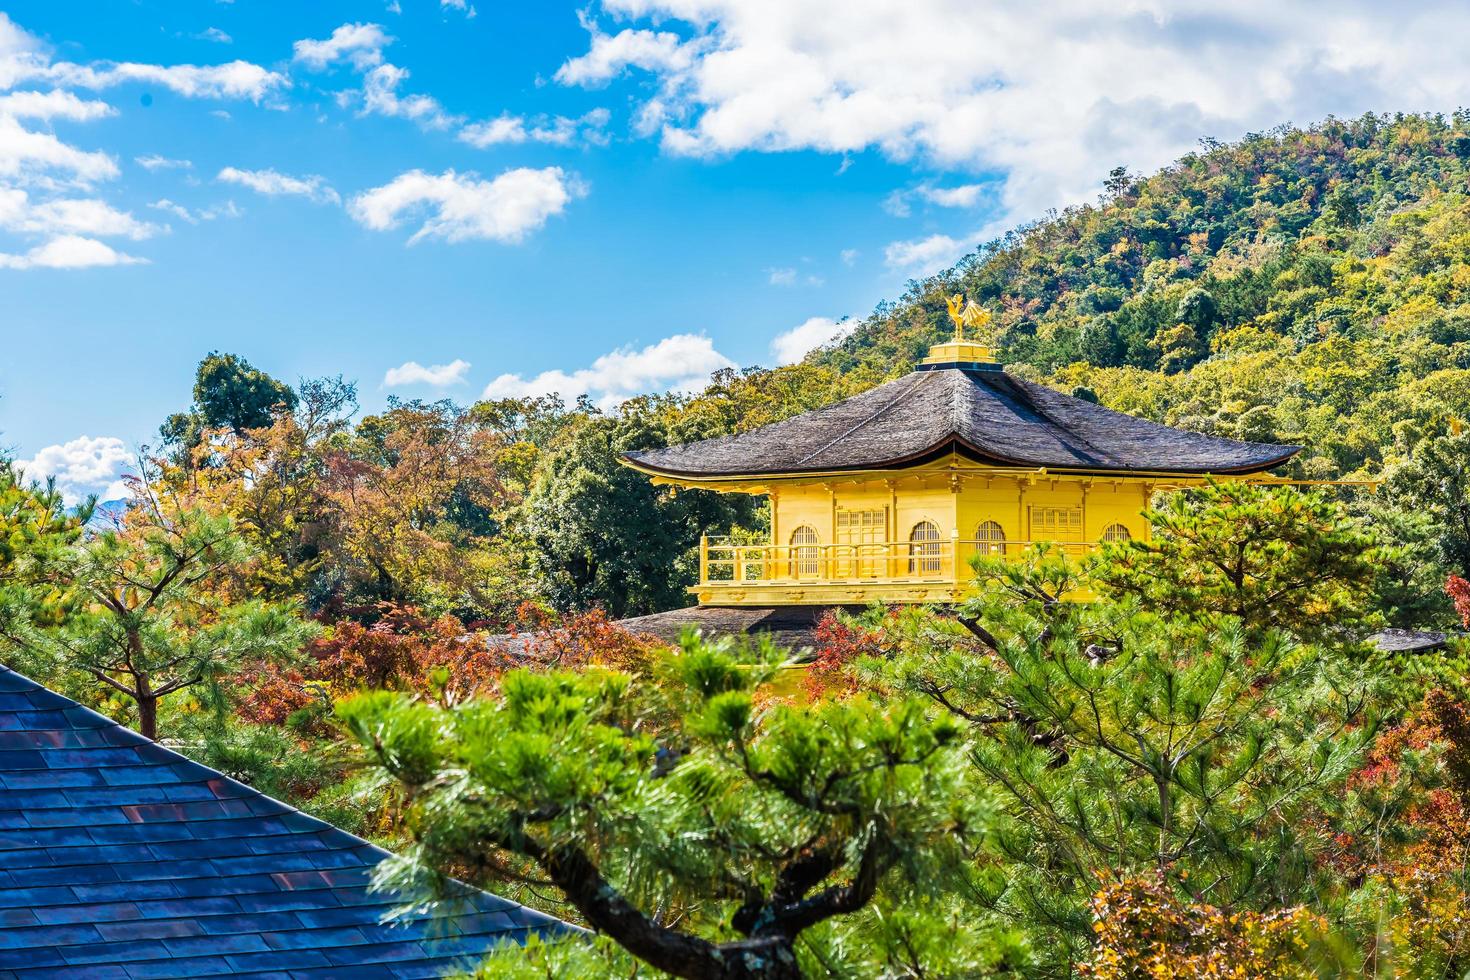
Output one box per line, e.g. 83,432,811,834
975,520,1006,556
789,525,819,578
908,520,941,574
1101,522,1132,543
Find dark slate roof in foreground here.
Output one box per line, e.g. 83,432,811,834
0,664,569,980
625,366,1300,478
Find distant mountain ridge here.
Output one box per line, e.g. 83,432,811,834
785,112,1470,482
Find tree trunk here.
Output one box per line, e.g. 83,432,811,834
535,838,804,979
137,694,158,741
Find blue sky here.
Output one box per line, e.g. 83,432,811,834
3,1,1469,501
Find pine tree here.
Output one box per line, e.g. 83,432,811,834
1091,481,1382,643
339,633,985,979
19,483,315,739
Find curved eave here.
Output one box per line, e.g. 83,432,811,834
619,438,1302,485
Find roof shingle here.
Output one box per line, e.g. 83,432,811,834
625,365,1300,478
0,664,569,979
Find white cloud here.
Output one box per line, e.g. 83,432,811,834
441,0,478,15
559,1,1470,227
383,358,471,387
15,435,133,505
0,9,281,268
0,192,161,239
0,114,118,184
148,198,240,224
482,334,733,409
882,189,911,218
770,316,854,365
840,248,858,265
217,166,339,204
196,27,232,44
360,63,458,129
767,265,822,287
0,13,281,103
0,90,113,122
886,182,988,216
920,184,985,208
149,198,195,223
458,108,610,148
35,60,287,102
555,27,692,87
884,233,965,275
0,235,145,270
349,167,584,244
293,23,391,71
135,154,192,171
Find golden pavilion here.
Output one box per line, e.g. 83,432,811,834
621,297,1300,608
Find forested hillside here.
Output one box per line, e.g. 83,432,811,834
543,111,1470,622
812,111,1470,487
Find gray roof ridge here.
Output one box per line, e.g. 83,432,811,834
794,370,939,467
948,370,968,439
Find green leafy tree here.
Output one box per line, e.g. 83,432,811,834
21,487,315,738
857,549,1377,961
1381,424,1470,578
1091,481,1383,642
340,634,984,979
525,405,758,617
0,464,90,621
161,351,297,450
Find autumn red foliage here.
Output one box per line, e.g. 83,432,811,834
504,602,662,674
1448,574,1470,629
802,609,892,700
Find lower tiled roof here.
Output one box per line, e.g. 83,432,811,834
0,665,570,980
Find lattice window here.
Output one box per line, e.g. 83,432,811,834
975,520,1006,556
837,507,887,578
789,525,819,578
1101,522,1132,543
908,520,941,574
1031,506,1083,542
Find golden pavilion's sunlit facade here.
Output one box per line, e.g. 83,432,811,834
622,297,1301,607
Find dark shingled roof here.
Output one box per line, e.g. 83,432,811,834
0,664,569,980
1371,628,1454,653
625,366,1300,478
615,605,863,651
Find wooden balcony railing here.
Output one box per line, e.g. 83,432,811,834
698,536,1100,587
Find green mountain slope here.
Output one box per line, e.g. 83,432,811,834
803,111,1470,481
520,112,1467,623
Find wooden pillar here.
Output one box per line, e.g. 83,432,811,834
1080,480,1091,550
1142,482,1154,541
886,479,899,579
826,483,836,580
769,489,780,546
1017,478,1027,545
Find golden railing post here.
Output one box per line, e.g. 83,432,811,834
950,527,960,583
699,535,708,584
